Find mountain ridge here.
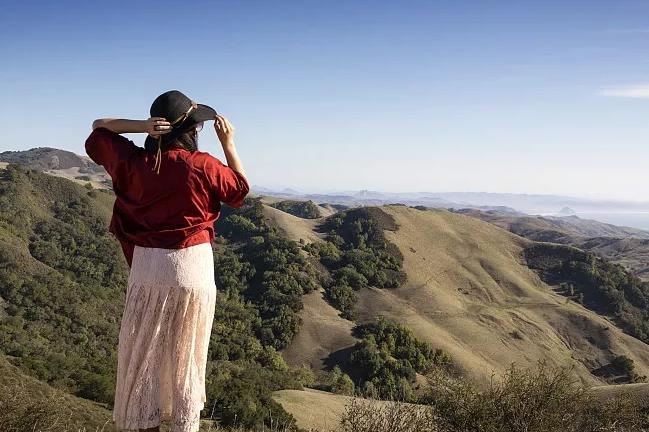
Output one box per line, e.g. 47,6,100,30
6,146,649,221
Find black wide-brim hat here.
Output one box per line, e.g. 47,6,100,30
149,90,217,142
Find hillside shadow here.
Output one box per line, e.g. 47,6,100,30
322,345,368,384
592,363,630,384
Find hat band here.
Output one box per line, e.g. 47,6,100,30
169,100,198,126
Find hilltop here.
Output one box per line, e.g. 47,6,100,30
458,208,649,281
455,208,649,242
0,147,111,188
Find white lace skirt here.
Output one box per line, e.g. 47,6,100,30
113,242,217,432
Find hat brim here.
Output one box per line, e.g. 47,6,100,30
162,103,217,142
188,103,217,124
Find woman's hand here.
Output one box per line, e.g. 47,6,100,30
145,117,172,137
214,114,246,178
214,114,235,146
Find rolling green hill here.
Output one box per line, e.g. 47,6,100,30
0,164,311,429
0,164,127,403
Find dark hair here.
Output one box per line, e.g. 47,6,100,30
144,128,198,153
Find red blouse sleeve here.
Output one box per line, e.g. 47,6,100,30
85,127,137,177
205,156,250,208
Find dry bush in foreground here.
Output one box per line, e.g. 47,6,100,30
195,423,297,432
340,362,649,432
340,399,437,432
426,362,649,432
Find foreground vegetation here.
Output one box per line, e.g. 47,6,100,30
340,361,649,432
6,357,649,432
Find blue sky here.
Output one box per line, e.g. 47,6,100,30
1,0,648,200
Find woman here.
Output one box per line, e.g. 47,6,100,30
85,90,250,432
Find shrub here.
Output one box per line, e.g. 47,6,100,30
348,317,450,401
308,208,407,318
613,355,635,376
325,284,358,320
425,361,649,432
341,399,437,432
270,200,321,219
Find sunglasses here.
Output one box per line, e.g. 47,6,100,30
194,121,204,132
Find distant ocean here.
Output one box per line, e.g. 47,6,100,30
575,213,649,231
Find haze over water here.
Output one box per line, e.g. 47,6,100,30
574,213,649,231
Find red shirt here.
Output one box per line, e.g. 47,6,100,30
85,127,249,267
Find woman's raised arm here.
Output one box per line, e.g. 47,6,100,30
214,114,247,179
92,117,172,136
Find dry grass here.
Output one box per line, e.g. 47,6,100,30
273,389,428,432
272,389,355,432
340,399,436,432
276,364,649,432
281,289,357,370
338,368,649,432
0,356,116,431
261,204,325,244
45,167,111,189
591,382,649,407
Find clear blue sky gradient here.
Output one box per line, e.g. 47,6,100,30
1,0,648,199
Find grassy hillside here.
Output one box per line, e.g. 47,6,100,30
458,208,649,281
0,354,117,431
268,205,649,387
0,147,103,172
524,243,649,365
261,204,324,244
577,237,649,281
0,164,128,403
